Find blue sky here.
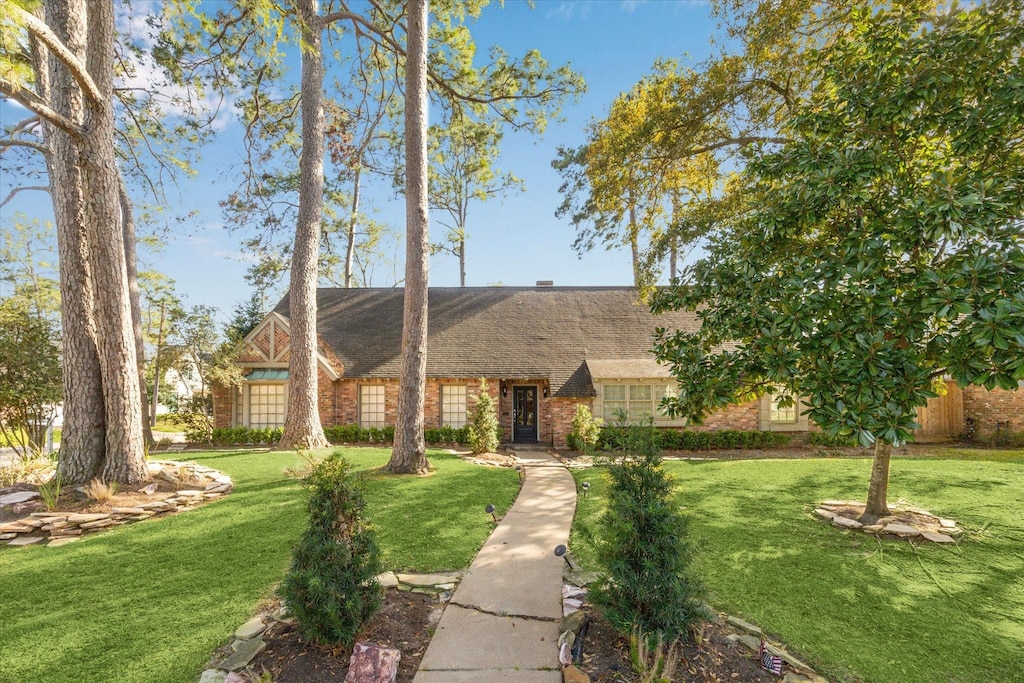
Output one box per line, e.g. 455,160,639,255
0,0,719,319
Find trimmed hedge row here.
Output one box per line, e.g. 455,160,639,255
599,427,791,452
209,424,469,447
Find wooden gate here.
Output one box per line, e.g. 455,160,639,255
915,381,963,441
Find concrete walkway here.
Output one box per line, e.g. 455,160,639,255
414,449,577,682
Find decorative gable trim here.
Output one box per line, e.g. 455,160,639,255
238,312,341,380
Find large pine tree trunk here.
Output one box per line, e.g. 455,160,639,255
83,0,147,484
279,0,329,450
386,0,430,475
863,440,893,518
38,0,106,484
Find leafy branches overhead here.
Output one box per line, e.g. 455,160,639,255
554,1,940,284
652,1,1024,514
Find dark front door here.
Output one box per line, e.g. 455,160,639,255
513,386,538,442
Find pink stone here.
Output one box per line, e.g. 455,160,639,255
344,643,400,683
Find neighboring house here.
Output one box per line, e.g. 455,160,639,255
212,286,1023,447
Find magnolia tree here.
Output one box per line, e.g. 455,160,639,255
652,2,1024,518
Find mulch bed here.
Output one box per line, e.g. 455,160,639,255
244,593,781,682
577,607,778,683
247,591,436,683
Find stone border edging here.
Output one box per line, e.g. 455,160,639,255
199,572,464,683
813,500,962,543
0,460,234,548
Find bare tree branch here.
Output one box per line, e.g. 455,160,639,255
0,185,51,208
10,4,106,108
0,79,81,137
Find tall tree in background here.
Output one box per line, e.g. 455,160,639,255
1,0,147,483
555,1,944,284
278,0,331,450
652,1,1024,517
387,0,430,473
428,116,523,287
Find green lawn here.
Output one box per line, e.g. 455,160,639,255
0,448,519,683
571,448,1024,683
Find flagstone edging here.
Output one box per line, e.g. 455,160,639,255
198,571,463,683
0,460,233,548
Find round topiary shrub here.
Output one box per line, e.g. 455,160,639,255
279,451,382,645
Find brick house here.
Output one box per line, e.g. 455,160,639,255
212,286,1022,447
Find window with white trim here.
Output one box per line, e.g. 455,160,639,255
441,385,467,428
770,391,797,424
603,383,677,422
249,384,286,428
359,385,386,427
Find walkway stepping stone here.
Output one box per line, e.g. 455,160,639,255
344,642,400,683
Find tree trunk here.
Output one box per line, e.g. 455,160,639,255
120,176,154,446
385,0,430,475
628,196,639,287
150,301,165,429
344,165,361,288
669,235,678,281
459,235,466,287
83,0,147,484
279,0,329,451
38,0,106,484
863,439,892,518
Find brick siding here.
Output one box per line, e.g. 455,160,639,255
962,384,1024,434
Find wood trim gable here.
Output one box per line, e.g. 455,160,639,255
238,312,342,380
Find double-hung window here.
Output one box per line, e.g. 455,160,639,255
602,383,676,422
359,385,386,427
249,384,286,428
441,385,468,428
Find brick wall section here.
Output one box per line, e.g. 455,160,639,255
212,384,234,429
695,400,760,431
550,397,593,448
962,385,1024,434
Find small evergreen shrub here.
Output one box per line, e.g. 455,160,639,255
467,379,500,454
424,425,469,445
279,451,382,646
567,404,603,451
593,419,702,642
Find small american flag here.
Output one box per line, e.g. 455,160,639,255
759,641,784,675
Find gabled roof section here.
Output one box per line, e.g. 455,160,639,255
238,311,341,380
272,287,701,397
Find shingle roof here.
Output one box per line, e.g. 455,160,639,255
272,286,701,397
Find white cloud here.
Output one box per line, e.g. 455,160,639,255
620,0,646,13
114,3,238,132
546,1,592,21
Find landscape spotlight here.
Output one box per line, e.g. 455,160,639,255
553,544,579,570
485,503,497,523
581,481,590,498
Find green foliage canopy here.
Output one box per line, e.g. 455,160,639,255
652,2,1024,448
